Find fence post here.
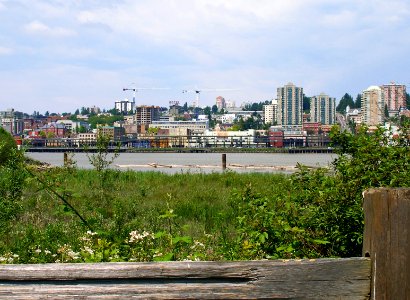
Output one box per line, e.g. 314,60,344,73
222,153,226,170
363,188,410,300
63,152,68,166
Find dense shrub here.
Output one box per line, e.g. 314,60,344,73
0,132,26,239
0,127,17,165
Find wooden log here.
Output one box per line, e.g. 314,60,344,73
0,258,370,299
363,188,410,300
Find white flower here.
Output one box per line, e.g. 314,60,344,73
83,246,94,255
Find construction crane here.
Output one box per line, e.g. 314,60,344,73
122,84,169,112
182,87,238,108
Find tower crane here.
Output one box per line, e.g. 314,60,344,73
182,87,238,108
122,84,169,112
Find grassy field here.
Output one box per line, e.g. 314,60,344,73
1,167,293,263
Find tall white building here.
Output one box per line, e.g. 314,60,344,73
277,83,303,126
310,93,336,125
115,99,135,114
361,86,385,126
263,99,278,125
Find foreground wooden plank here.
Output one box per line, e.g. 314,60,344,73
0,258,370,299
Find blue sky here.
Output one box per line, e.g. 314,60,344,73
1,0,409,114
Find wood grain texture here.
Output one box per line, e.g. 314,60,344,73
0,258,370,299
363,188,410,300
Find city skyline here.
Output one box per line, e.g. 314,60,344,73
1,1,410,113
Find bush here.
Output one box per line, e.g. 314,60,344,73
0,128,17,166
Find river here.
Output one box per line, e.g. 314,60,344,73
26,152,336,174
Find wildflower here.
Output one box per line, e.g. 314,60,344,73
191,241,205,249
83,246,94,255
129,230,154,243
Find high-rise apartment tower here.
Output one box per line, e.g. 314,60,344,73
310,93,336,125
381,83,406,115
277,82,303,126
361,86,385,126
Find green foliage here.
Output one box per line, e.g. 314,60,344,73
355,94,362,108
330,124,410,188
336,93,355,113
0,128,17,165
233,115,263,130
0,145,27,237
303,96,310,112
86,131,120,173
228,124,410,259
87,115,124,129
242,101,271,112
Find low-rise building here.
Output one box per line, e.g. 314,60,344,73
200,129,257,147
76,132,97,146
99,126,125,141
149,120,209,134
39,122,67,138
57,120,90,134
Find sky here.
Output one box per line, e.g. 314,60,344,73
1,0,410,114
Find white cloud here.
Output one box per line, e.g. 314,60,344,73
0,46,12,55
24,20,76,37
1,0,410,112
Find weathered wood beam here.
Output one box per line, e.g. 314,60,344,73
0,258,370,299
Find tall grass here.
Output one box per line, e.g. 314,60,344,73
1,167,290,262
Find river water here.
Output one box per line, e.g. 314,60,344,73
26,152,336,174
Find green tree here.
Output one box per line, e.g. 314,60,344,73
354,94,362,108
336,93,355,113
384,104,389,119
303,96,310,112
0,130,26,235
80,107,89,115
86,129,120,173
243,101,271,111
88,115,124,129
78,125,87,133
0,128,17,165
203,106,211,115
406,92,410,109
211,105,218,114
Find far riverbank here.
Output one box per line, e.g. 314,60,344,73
26,152,336,174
